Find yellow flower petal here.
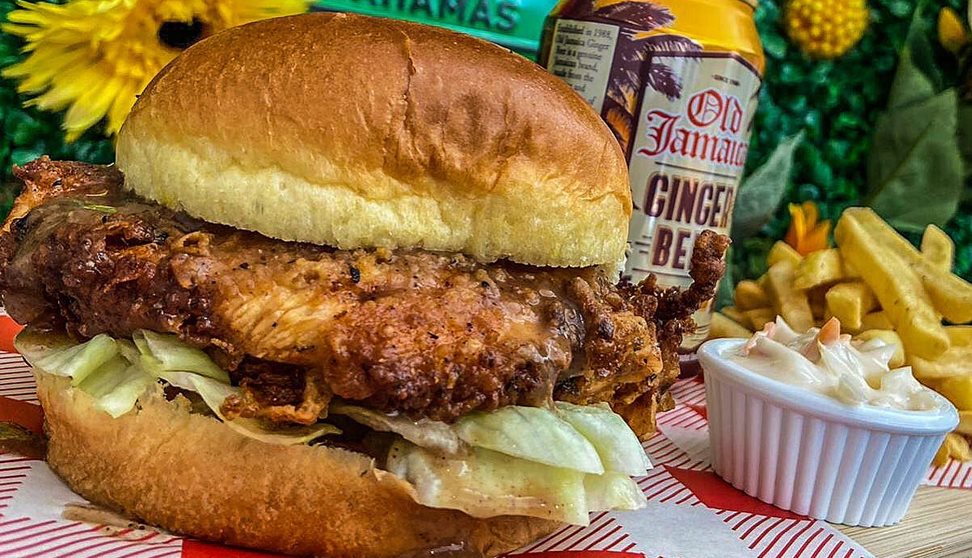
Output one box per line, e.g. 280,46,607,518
4,0,310,140
65,74,122,132
802,221,832,255
106,82,139,135
785,203,806,249
939,7,969,55
801,200,819,228
785,201,831,255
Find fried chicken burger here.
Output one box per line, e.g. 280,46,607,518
0,13,728,558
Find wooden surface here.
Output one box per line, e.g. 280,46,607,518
837,485,972,558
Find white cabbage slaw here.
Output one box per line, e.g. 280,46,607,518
732,317,944,411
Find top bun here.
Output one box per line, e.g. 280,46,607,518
116,13,631,268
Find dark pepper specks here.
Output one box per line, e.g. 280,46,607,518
11,216,30,242
349,265,361,284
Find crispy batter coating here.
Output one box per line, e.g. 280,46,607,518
0,158,728,436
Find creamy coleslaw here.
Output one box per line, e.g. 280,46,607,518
731,317,944,412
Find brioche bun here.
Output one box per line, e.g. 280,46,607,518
36,370,557,557
115,13,630,269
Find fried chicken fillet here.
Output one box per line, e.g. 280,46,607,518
0,157,728,437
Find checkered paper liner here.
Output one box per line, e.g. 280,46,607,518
0,325,966,557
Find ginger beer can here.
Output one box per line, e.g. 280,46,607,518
540,0,764,348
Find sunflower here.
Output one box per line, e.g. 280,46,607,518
2,0,309,142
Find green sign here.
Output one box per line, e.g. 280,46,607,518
312,0,557,59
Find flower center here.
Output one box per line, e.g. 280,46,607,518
158,19,207,50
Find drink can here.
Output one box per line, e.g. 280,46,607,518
540,0,764,349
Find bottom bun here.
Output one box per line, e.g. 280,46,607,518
36,372,558,557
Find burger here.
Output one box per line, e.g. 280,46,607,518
0,13,728,558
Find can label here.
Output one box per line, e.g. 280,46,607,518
543,7,761,347
627,53,759,285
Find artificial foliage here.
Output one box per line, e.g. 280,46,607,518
742,0,972,283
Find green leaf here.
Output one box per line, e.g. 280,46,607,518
898,3,945,92
958,104,972,178
730,131,804,241
866,89,963,232
887,49,936,109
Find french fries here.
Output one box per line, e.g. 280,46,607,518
845,208,972,324
743,308,776,331
911,342,972,380
825,282,876,332
934,433,972,467
710,312,752,339
734,280,769,311
714,209,972,464
947,326,972,346
794,249,844,290
928,375,972,409
721,306,747,326
712,208,972,463
764,260,814,332
835,213,949,360
958,411,972,437
922,224,954,272
767,241,802,268
861,311,893,331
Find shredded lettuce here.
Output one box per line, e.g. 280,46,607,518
13,328,74,361
386,440,590,525
555,402,652,476
17,327,651,524
387,440,647,526
78,358,154,418
33,334,119,386
17,328,335,444
359,402,650,524
132,330,229,382
17,330,152,418
583,471,648,512
329,403,462,456
454,406,604,474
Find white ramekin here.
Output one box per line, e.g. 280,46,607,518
698,339,958,527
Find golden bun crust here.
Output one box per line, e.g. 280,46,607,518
36,372,558,557
116,13,630,268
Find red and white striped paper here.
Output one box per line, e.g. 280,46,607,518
0,315,966,557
